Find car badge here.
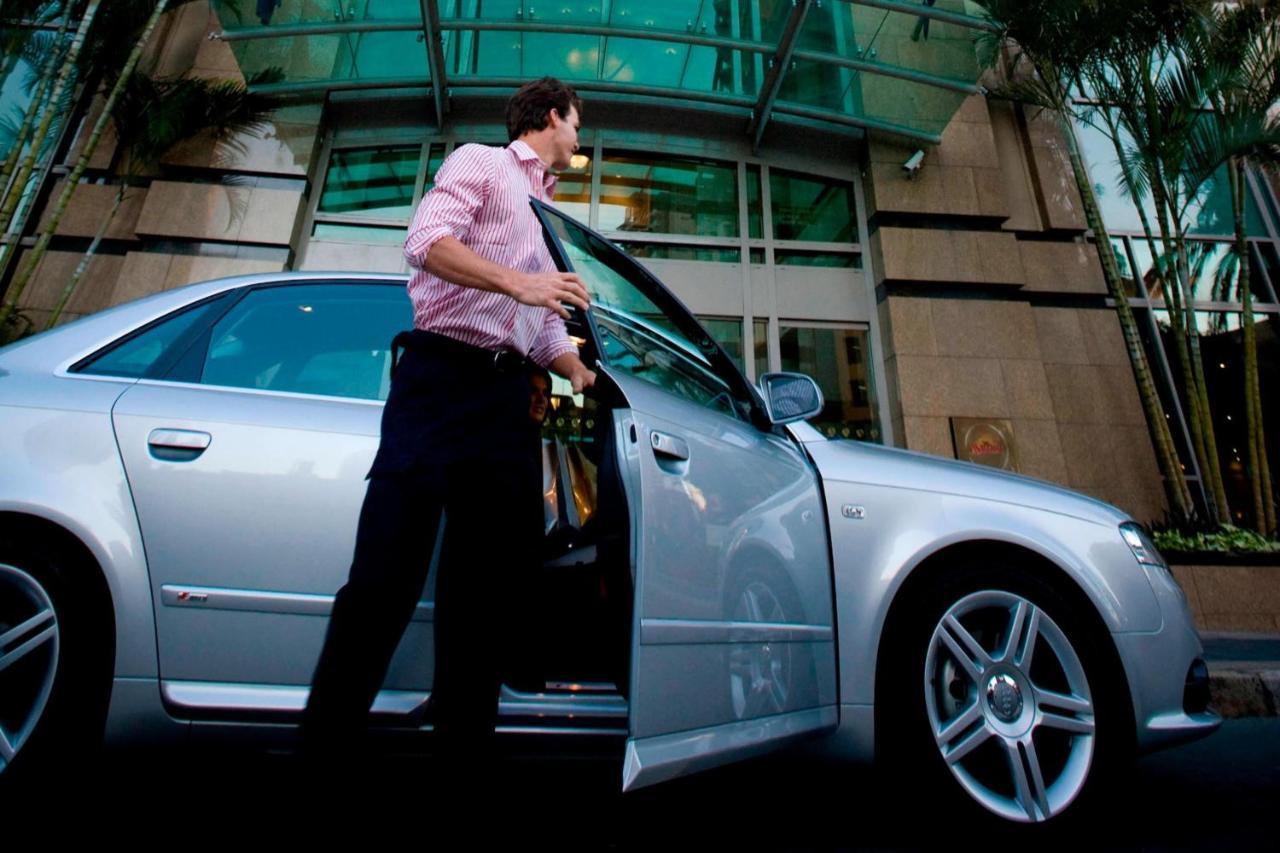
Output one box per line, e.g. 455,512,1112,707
841,505,866,520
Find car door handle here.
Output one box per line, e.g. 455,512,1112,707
147,429,212,462
650,430,689,462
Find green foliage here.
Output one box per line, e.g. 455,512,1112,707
1153,524,1280,555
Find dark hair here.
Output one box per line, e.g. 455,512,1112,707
529,365,552,388
506,77,582,142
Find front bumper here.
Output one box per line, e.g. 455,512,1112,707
1112,564,1222,754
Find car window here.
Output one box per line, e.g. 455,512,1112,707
541,209,748,421
75,292,236,379
195,283,410,401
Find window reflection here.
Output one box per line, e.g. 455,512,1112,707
1152,308,1280,527
779,325,880,442
769,168,857,242
319,146,418,219
1129,238,1272,304
598,152,739,238
698,317,745,372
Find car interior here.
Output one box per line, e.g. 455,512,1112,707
517,311,634,708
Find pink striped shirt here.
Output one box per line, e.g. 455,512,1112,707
403,140,576,368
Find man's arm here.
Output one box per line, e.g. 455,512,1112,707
422,236,589,319
549,350,596,394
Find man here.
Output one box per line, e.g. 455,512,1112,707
301,77,596,766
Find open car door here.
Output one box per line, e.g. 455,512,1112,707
532,200,839,790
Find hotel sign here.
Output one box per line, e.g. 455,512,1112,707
951,418,1018,472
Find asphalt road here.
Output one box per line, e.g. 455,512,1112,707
11,717,1279,847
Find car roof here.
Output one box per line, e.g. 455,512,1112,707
0,272,409,374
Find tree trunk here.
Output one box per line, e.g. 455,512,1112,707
1231,161,1275,534
1099,106,1206,518
1172,224,1232,521
0,0,169,332
44,182,122,329
1057,110,1196,520
1151,177,1227,524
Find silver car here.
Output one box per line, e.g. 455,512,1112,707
0,201,1218,822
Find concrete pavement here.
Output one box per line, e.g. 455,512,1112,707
1202,632,1280,718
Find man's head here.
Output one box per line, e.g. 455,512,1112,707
507,77,582,171
528,367,552,425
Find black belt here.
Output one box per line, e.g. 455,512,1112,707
390,329,531,377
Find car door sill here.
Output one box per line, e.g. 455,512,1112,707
162,680,630,730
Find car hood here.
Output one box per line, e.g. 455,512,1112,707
805,438,1130,527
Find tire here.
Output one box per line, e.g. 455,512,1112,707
880,562,1123,825
0,535,110,781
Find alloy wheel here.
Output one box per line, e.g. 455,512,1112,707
0,563,60,772
923,589,1095,823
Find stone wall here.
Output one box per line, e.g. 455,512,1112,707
868,94,1167,523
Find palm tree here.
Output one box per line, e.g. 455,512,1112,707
0,0,94,238
1185,4,1280,534
1077,2,1235,524
0,0,165,331
0,10,71,224
43,69,280,328
976,0,1197,521
0,0,249,331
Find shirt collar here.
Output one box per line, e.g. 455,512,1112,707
508,139,558,197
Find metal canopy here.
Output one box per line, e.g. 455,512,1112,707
210,0,991,146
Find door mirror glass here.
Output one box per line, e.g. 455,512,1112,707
758,372,824,425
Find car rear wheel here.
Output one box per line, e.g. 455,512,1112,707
884,565,1120,824
0,538,109,780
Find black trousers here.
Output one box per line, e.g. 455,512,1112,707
301,331,544,757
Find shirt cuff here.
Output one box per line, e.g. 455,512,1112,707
404,225,455,269
530,337,578,369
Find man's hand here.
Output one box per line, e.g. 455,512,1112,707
505,270,590,319
550,352,596,394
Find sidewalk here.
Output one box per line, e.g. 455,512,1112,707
1201,632,1280,718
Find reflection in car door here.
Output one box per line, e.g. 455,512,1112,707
109,281,433,717
533,203,839,790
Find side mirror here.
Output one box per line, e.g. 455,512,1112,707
758,372,824,425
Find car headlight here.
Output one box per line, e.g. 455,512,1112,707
1120,522,1167,569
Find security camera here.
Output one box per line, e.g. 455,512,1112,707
902,149,924,178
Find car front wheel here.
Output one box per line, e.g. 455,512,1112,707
886,566,1121,824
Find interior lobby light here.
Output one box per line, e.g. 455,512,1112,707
569,154,590,170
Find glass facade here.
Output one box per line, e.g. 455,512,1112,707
210,1,992,144
299,134,882,441
780,324,879,441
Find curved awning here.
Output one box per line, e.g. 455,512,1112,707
212,0,995,146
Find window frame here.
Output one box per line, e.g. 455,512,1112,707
72,279,412,404
532,199,771,429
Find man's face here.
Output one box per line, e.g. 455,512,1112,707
529,374,551,424
548,105,581,171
